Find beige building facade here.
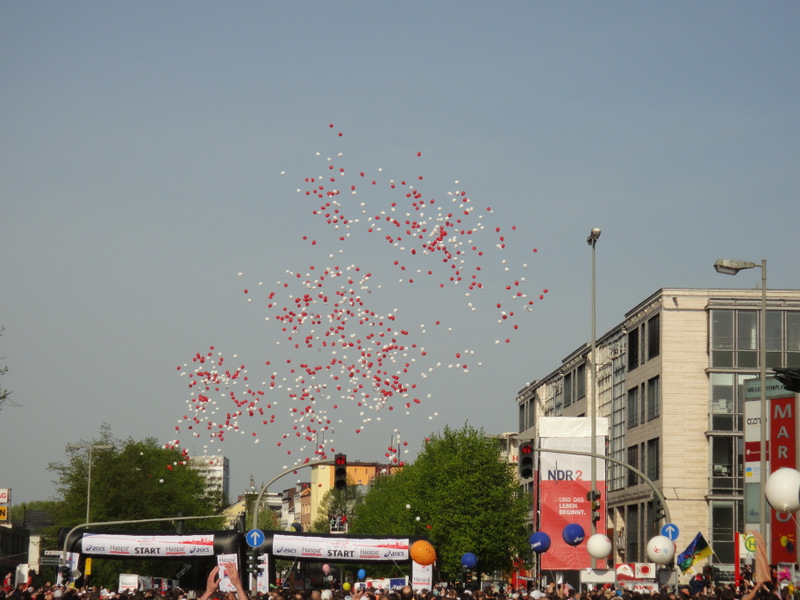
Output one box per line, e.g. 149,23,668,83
517,287,800,578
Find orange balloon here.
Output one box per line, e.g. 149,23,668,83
410,540,436,566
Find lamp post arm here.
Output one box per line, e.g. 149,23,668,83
251,461,334,530
530,445,671,525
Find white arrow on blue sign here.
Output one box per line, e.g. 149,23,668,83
246,528,265,548
661,523,679,541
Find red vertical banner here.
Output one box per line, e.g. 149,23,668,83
538,417,606,571
770,396,797,564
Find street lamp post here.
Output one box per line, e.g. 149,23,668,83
587,228,601,539
713,258,768,546
67,443,113,523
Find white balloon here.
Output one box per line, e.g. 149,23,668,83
765,468,800,512
586,534,612,559
646,535,675,564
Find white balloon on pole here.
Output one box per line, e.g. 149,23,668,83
646,535,675,564
765,468,800,512
586,534,613,559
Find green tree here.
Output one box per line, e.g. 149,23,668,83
48,424,225,588
352,424,530,581
310,484,364,533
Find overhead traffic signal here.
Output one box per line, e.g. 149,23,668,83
518,443,534,479
334,453,348,490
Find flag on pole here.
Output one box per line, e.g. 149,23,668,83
748,530,770,584
677,533,713,573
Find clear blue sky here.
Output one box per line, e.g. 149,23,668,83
2,2,799,504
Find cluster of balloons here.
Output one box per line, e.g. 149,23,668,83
527,524,675,564
173,122,550,472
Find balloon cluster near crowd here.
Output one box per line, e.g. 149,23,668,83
168,123,550,469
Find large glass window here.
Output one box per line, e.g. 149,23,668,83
711,500,742,564
628,328,639,371
563,372,573,407
626,504,640,562
627,446,639,486
646,438,659,481
711,309,800,368
711,310,734,367
710,373,735,431
647,377,660,421
710,436,742,491
647,314,660,360
789,313,800,367
737,311,758,367
576,364,586,400
627,387,639,428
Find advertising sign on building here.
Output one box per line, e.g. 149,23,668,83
745,376,798,563
538,417,607,571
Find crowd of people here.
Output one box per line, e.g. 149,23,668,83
1,567,795,600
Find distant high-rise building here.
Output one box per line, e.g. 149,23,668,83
188,455,230,505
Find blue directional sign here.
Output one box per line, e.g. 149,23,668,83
661,523,679,541
246,528,265,548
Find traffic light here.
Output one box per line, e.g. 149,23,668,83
518,443,534,479
334,453,348,490
652,495,666,523
587,490,602,522
246,549,259,575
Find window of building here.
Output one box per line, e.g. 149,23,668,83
627,387,639,428
646,438,659,481
710,373,735,431
647,314,660,360
626,504,640,562
787,312,800,367
563,372,573,407
711,310,734,367
628,328,639,371
576,363,586,400
737,310,758,367
711,500,743,565
627,446,639,486
710,435,743,492
647,376,660,421
712,309,800,369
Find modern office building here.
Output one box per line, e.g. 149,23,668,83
516,287,800,578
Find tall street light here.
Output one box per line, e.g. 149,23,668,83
587,227,601,539
713,258,768,545
67,443,114,523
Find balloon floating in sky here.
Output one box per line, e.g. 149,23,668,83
172,123,550,471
